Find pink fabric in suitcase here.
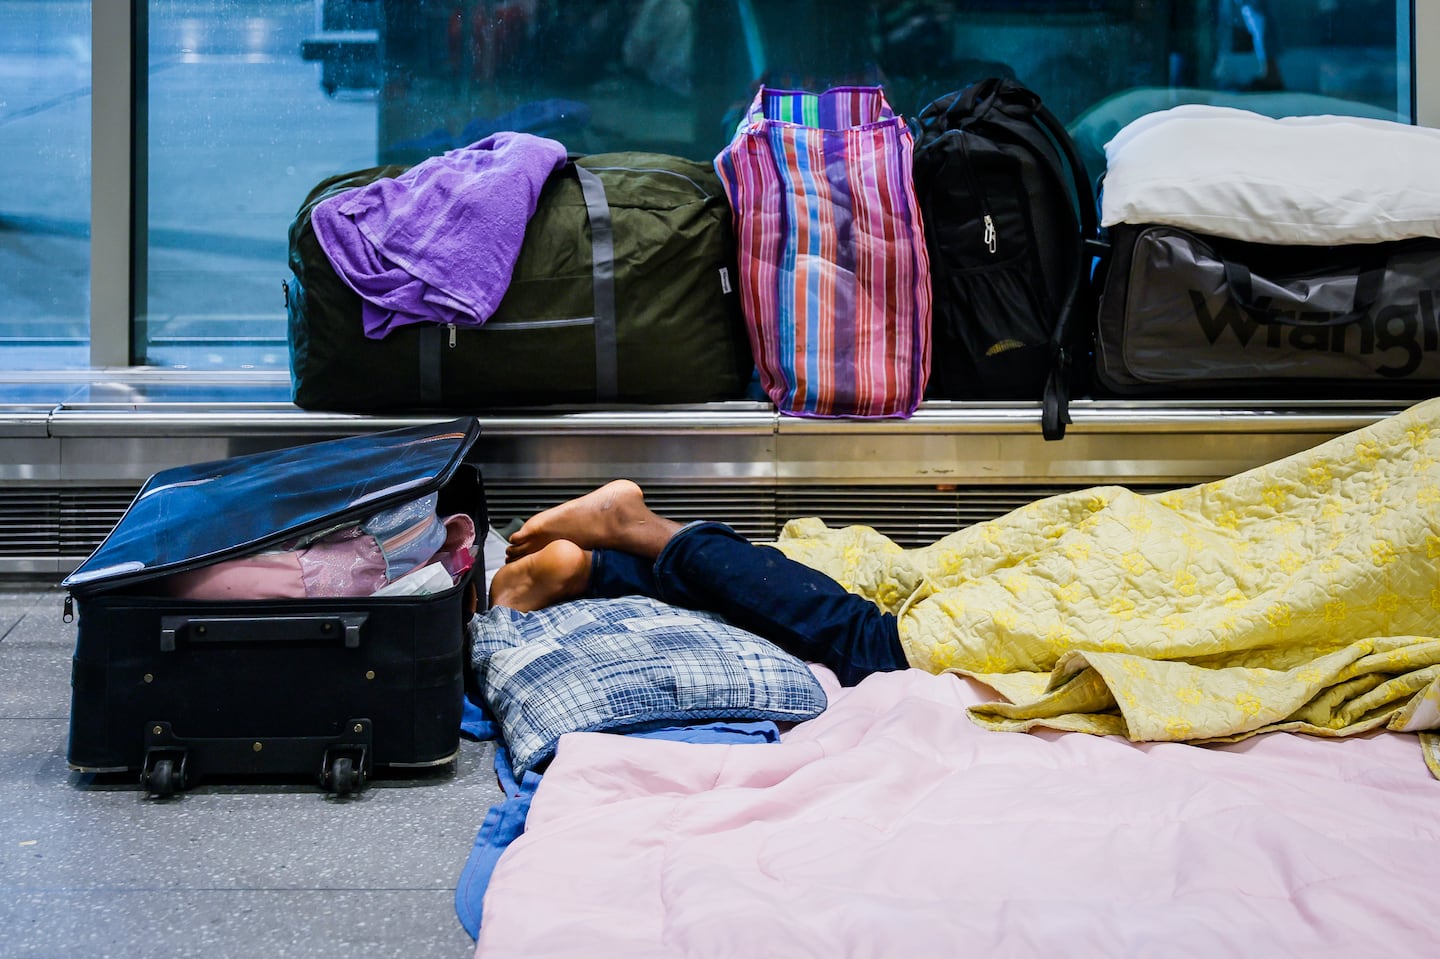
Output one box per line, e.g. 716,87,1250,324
161,505,476,601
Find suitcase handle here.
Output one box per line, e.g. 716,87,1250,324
159,613,369,652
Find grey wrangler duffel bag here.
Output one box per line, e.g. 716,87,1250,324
1093,223,1440,397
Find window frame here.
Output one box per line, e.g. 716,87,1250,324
90,0,139,367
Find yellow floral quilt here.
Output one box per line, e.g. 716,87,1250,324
770,397,1440,777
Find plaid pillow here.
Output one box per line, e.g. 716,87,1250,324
470,596,828,776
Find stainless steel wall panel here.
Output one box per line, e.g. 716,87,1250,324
0,410,54,438
472,405,777,484
0,391,1419,576
0,437,60,483
57,436,248,484
773,401,1402,485
474,433,776,485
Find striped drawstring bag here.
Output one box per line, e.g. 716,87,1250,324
715,86,931,417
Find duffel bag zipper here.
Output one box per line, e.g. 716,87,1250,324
445,316,598,342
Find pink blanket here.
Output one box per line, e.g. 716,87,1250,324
475,668,1440,958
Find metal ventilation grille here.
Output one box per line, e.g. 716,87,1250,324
485,482,1178,548
784,484,1180,546
0,487,139,573
483,483,780,542
0,490,60,558
61,489,139,557
1,481,1180,574
778,486,1010,546
779,485,1092,546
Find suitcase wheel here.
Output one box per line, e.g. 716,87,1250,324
141,751,187,798
321,748,367,796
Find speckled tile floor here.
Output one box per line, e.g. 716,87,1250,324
0,586,502,959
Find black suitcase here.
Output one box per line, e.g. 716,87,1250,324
62,418,486,797
1094,223,1440,396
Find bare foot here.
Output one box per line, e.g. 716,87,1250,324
505,479,680,561
488,540,591,613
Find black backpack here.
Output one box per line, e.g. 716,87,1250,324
912,78,1098,439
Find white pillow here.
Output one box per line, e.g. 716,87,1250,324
1100,105,1440,245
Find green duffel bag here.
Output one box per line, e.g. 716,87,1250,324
286,153,753,411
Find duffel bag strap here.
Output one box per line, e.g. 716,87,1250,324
1222,256,1387,327
574,165,619,402
411,163,620,407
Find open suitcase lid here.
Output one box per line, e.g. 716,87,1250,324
63,417,482,596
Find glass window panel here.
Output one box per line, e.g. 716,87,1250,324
141,0,377,369
132,0,1413,371
0,0,92,369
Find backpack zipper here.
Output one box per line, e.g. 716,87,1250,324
955,132,997,256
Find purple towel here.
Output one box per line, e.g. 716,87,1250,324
312,132,569,339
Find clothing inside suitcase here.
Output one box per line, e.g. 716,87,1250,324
62,417,486,797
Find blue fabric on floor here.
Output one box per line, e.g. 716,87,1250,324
454,720,783,940
454,744,539,941
460,694,499,742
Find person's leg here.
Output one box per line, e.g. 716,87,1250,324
487,539,591,612
490,478,676,610
505,479,679,562
641,522,906,687
500,480,907,685
488,540,659,611
587,546,659,597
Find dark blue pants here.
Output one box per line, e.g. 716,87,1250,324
587,521,907,686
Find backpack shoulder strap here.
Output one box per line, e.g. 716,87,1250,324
1021,98,1098,441
1028,100,1098,239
